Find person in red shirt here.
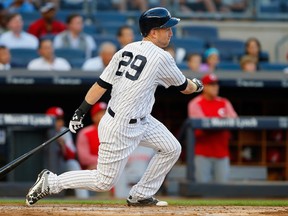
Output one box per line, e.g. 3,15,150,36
76,102,107,170
27,2,66,39
187,73,237,183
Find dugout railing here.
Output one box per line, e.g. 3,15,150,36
179,117,288,198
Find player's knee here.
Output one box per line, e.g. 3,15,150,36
168,143,182,159
173,143,182,156
97,179,114,191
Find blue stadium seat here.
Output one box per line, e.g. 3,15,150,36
10,48,39,68
259,63,288,71
98,22,128,35
181,25,219,42
209,39,245,62
83,24,99,35
217,62,241,71
95,0,114,11
56,10,88,23
177,62,189,70
69,59,85,69
93,34,120,48
60,1,84,10
259,1,281,13
93,12,127,27
55,48,86,65
20,12,41,25
170,37,206,57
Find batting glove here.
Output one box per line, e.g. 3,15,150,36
69,109,85,133
192,78,204,93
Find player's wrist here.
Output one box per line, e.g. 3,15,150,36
78,100,93,115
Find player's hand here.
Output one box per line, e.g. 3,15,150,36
192,78,204,93
69,109,85,133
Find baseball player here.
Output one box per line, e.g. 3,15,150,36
26,7,203,207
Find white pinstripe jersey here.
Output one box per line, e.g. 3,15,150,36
99,41,186,119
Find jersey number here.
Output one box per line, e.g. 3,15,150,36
116,51,147,81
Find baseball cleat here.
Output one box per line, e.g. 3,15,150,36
127,196,168,207
26,169,51,206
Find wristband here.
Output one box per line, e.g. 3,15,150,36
78,100,92,115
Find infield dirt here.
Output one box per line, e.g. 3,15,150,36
0,204,288,216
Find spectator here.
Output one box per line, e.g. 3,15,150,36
45,106,89,199
0,13,38,49
187,73,238,183
27,2,66,39
221,0,248,13
82,42,116,72
187,53,202,72
243,37,269,66
2,0,36,13
0,45,11,70
27,38,71,71
76,102,107,170
116,25,134,50
164,44,176,59
53,13,96,59
178,0,218,12
0,4,8,34
199,47,220,73
113,0,148,12
240,55,257,73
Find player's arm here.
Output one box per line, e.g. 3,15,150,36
180,78,204,94
69,81,108,133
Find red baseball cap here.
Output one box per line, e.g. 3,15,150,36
90,102,107,117
201,73,218,85
46,106,64,118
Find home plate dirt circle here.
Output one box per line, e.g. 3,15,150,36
0,204,288,216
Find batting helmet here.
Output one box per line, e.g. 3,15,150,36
139,7,180,37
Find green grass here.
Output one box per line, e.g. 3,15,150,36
0,198,288,206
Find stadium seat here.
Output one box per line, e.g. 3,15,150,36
93,12,127,27
83,24,99,35
259,1,281,13
55,48,86,66
170,37,206,58
259,63,288,71
208,39,245,62
93,34,120,48
177,62,189,70
217,62,241,71
69,58,85,69
56,10,88,23
60,1,85,10
10,48,39,68
181,25,219,42
98,22,128,35
20,12,41,26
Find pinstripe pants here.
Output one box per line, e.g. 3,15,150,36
48,113,181,199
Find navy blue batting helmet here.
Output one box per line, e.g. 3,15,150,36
139,7,180,37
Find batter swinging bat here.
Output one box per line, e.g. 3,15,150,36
0,128,70,179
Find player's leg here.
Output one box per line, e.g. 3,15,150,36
65,159,90,199
26,113,143,205
48,113,142,193
128,115,181,201
194,155,213,183
213,157,230,183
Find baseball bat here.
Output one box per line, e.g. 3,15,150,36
0,128,70,179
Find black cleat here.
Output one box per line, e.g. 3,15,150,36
127,196,168,207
